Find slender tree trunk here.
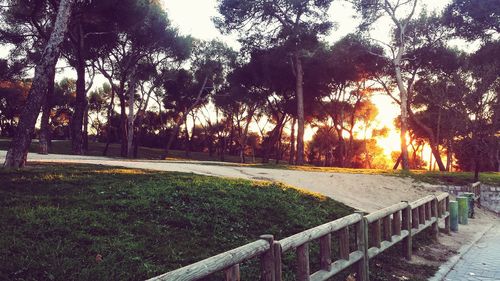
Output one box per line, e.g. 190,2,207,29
275,120,285,164
393,154,402,170
474,158,480,182
126,78,137,158
4,0,75,168
102,85,116,156
239,108,254,163
118,94,127,157
83,104,89,152
71,23,86,155
446,139,453,172
394,62,410,170
38,70,55,155
289,117,296,165
184,115,191,158
295,52,305,165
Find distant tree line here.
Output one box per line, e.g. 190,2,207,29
0,0,498,177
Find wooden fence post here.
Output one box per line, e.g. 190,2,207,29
355,212,369,281
319,234,332,271
431,198,439,240
273,242,282,281
260,235,275,281
412,208,419,229
296,243,310,281
393,210,401,237
382,216,392,242
426,202,432,221
339,227,350,260
419,205,425,224
402,202,412,261
371,219,381,248
225,264,240,281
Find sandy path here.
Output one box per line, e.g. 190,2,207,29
0,151,443,212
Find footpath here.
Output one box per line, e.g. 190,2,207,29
443,224,500,281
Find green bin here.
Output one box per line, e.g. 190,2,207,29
449,200,458,232
457,196,469,225
462,192,475,218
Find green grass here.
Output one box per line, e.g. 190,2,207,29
0,163,354,280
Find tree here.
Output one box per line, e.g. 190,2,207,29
443,0,499,42
4,0,76,168
94,0,190,158
215,0,334,165
354,0,420,170
162,40,236,158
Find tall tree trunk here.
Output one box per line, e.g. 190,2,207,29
393,154,402,170
4,0,75,168
71,23,86,155
119,94,127,157
275,120,285,164
102,85,116,156
83,104,89,152
289,117,296,165
184,115,191,158
446,139,453,172
408,108,446,171
474,158,480,182
394,61,410,170
239,108,254,163
126,78,137,158
38,70,55,155
295,53,305,165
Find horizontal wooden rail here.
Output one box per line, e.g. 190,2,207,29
146,239,269,281
147,192,453,281
409,195,435,209
367,230,409,258
309,251,364,281
365,202,407,223
436,193,448,202
278,213,362,252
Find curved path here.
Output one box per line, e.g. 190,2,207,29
1,150,440,212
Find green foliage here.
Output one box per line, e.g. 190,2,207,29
0,163,352,280
444,0,500,41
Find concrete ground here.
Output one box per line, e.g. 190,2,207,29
443,224,500,281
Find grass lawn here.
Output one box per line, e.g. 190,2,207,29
0,163,353,280
0,163,437,281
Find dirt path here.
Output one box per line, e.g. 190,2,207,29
1,150,443,212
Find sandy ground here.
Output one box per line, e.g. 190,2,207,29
1,150,445,212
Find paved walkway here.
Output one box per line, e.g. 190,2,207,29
444,225,500,281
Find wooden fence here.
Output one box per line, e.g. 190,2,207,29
147,193,450,281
